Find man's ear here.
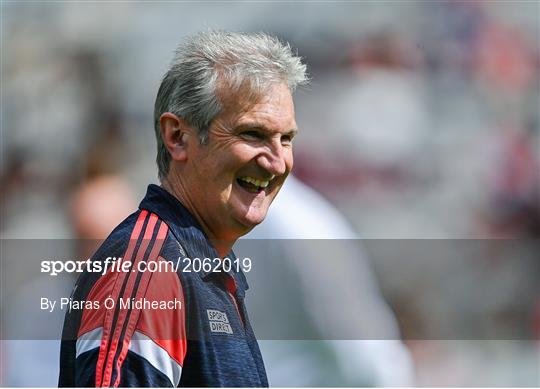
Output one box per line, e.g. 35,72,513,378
160,112,194,162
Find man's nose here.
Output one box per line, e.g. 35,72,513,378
256,142,288,176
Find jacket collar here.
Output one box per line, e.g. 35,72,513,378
139,184,248,296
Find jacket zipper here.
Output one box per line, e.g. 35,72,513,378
224,274,244,327
228,291,245,327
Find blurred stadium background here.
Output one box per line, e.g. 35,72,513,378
1,1,539,387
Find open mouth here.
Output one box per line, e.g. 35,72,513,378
236,176,271,194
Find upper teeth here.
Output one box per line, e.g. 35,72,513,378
239,176,270,188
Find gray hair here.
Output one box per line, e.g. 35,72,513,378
153,30,308,181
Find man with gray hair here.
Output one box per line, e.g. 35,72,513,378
59,30,307,387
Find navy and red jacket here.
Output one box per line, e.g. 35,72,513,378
59,184,268,387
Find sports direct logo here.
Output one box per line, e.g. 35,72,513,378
207,309,233,334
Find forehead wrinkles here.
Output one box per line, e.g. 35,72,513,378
224,85,294,125
216,77,266,115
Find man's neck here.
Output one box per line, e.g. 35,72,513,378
161,178,235,257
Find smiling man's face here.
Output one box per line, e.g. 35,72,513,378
184,82,297,240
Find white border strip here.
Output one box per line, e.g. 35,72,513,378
76,327,103,358
129,331,182,387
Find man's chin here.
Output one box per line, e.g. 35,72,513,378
234,208,268,231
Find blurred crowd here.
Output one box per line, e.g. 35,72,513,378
1,1,539,387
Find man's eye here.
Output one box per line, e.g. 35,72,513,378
281,135,293,145
241,131,263,140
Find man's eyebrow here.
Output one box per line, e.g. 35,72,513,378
287,128,299,137
236,123,298,136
